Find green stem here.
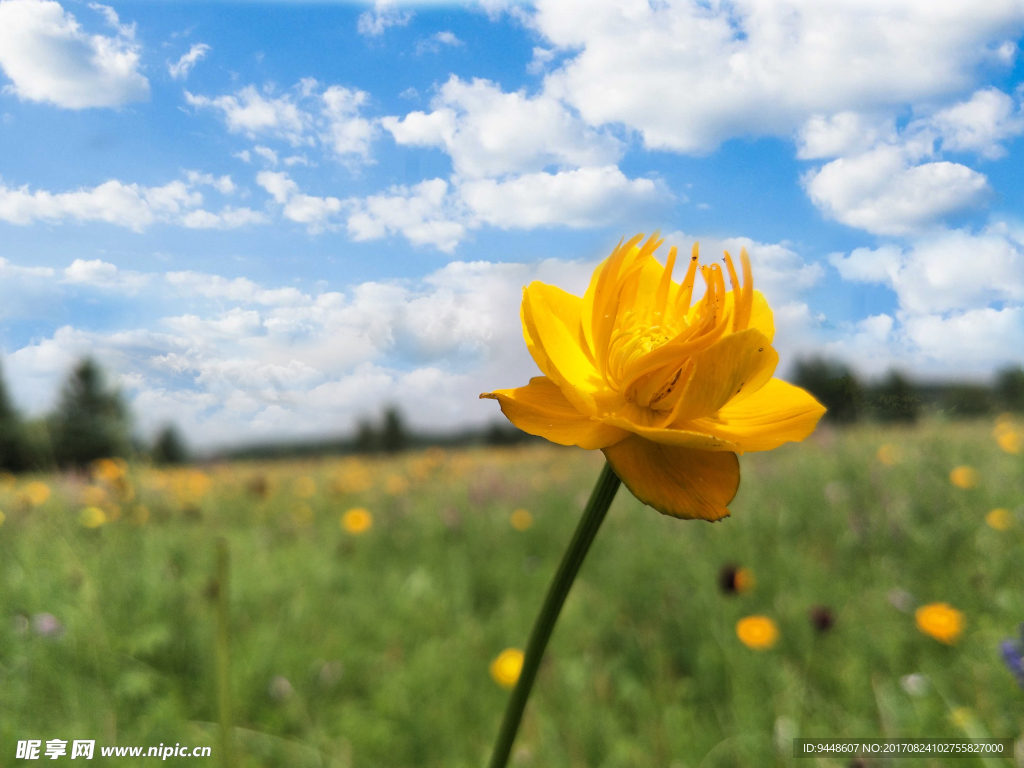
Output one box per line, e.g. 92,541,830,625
215,538,235,768
488,461,621,768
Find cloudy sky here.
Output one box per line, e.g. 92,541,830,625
0,0,1022,448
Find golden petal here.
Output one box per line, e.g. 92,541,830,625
602,435,740,520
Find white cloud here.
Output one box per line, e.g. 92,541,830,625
63,258,148,291
461,166,662,229
802,144,989,236
797,112,897,160
0,0,149,109
346,178,465,252
168,42,211,81
0,174,264,231
830,223,1024,314
184,170,235,194
185,85,310,146
382,75,622,178
533,0,1024,153
186,80,376,161
256,170,341,233
925,87,1024,160
357,1,413,37
416,30,464,55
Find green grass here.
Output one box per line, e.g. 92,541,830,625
1,420,1023,767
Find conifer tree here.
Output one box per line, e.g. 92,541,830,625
50,358,132,468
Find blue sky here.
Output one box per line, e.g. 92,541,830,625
0,0,1023,448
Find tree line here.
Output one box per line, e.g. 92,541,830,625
792,358,1024,425
0,357,187,474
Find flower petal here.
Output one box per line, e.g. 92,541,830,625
523,282,609,414
600,402,739,451
691,378,826,452
481,377,628,450
602,435,740,520
670,328,778,423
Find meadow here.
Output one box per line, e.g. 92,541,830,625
0,418,1022,768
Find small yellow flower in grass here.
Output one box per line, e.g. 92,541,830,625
79,506,107,528
490,648,524,689
949,466,978,489
294,475,316,499
81,485,107,506
386,474,409,495
341,507,372,534
876,444,901,466
950,707,973,729
915,602,964,644
92,457,127,483
510,509,534,531
994,416,1022,454
736,615,778,649
480,233,825,520
986,508,1013,531
23,481,50,506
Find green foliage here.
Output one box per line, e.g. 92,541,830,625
151,424,189,465
1,421,1022,767
380,406,408,453
791,357,862,423
0,360,31,473
941,384,996,419
48,357,132,468
996,366,1024,412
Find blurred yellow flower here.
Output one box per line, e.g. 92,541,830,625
81,485,107,506
915,602,964,644
172,470,212,504
294,475,316,499
736,615,778,649
342,507,373,534
985,508,1013,531
335,460,372,494
0,472,16,491
510,509,534,531
22,481,50,507
950,707,973,729
876,444,902,466
80,506,107,528
734,566,756,594
292,503,314,527
92,457,127,483
386,474,409,495
490,648,524,689
994,417,1021,454
481,233,825,520
949,466,978,489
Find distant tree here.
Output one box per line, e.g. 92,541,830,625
0,360,30,472
791,357,863,423
380,406,408,453
996,366,1024,412
151,424,188,465
354,419,377,454
49,358,132,468
871,370,920,423
941,384,995,418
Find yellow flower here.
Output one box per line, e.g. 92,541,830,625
81,485,107,506
386,474,409,495
915,602,964,644
22,481,51,507
79,506,107,528
92,457,127,483
294,475,317,499
481,233,825,519
986,508,1013,530
949,466,978,489
994,417,1021,454
510,509,534,531
736,615,778,649
341,507,372,534
490,648,524,689
876,444,901,466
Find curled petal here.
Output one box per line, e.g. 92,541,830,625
691,378,826,452
481,377,628,450
602,435,740,520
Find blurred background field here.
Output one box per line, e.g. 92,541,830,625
1,417,1023,767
